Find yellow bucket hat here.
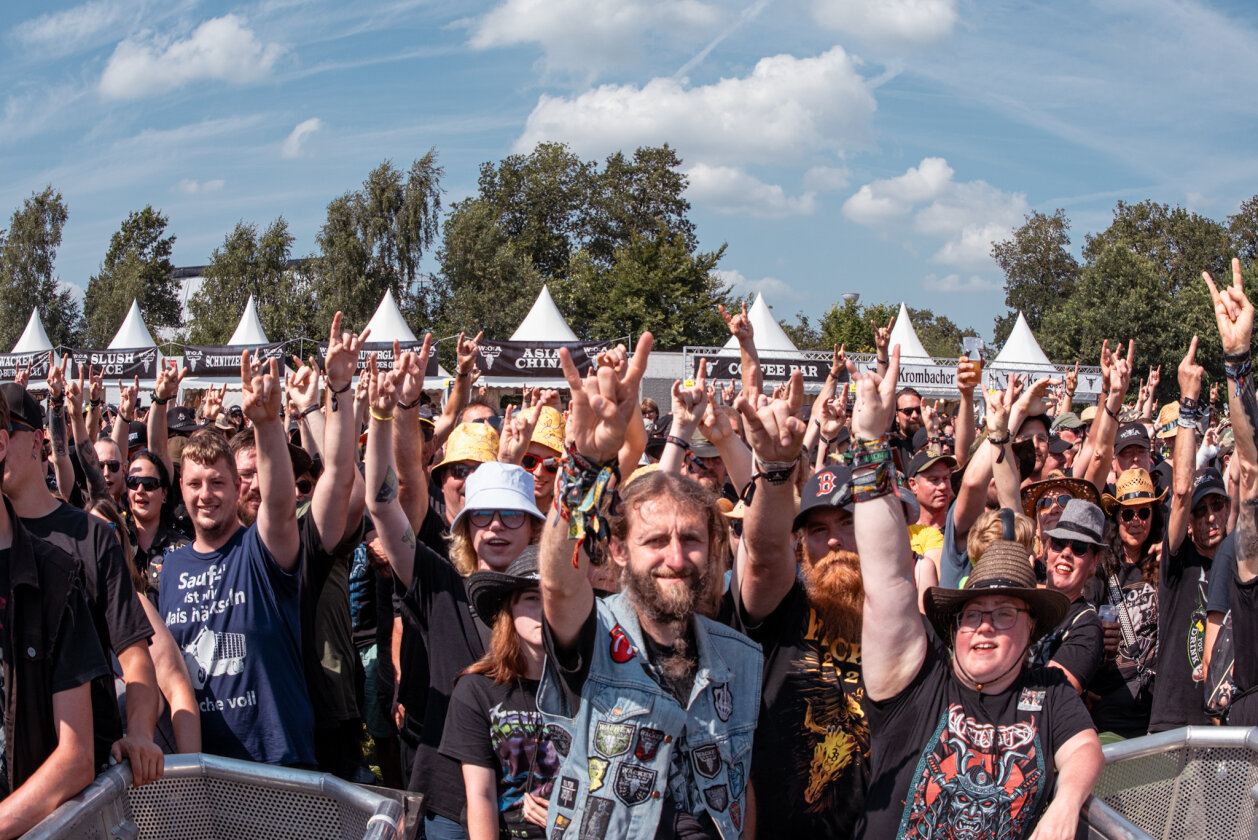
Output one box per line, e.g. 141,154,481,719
530,406,566,455
433,422,499,472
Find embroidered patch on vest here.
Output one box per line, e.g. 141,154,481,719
712,682,733,722
547,724,573,758
634,727,665,761
555,814,571,829
731,799,742,830
594,721,634,757
579,796,615,840
551,827,565,840
1018,688,1045,711
588,758,610,792
609,624,636,663
704,784,729,812
692,744,722,778
729,761,744,797
613,763,657,806
557,777,579,810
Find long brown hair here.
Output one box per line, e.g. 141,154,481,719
463,590,533,684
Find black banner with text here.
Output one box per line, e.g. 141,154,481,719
183,343,286,377
476,339,614,379
69,347,159,380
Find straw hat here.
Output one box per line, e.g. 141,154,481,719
1101,468,1167,514
1020,475,1100,519
924,540,1069,643
1155,403,1180,439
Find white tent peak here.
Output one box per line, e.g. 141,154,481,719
11,309,53,354
511,285,577,342
993,311,1054,368
722,292,799,353
226,295,271,345
888,302,932,359
364,290,418,343
108,300,157,349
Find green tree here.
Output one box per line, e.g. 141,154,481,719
186,218,316,344
0,186,81,348
990,209,1080,345
83,206,179,346
1229,195,1258,262
779,312,824,350
314,151,444,331
818,300,896,354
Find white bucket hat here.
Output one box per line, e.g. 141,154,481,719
452,461,545,526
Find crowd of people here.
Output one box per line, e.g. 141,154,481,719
2,261,1257,840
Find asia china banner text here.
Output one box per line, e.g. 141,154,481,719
69,347,159,380
476,339,614,379
183,343,286,377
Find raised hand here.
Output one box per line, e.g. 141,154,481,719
670,359,709,437
735,371,805,464
88,365,105,404
1211,381,1220,405
846,345,900,439
1107,340,1135,397
1065,362,1079,396
560,333,653,464
326,311,369,393
286,355,321,413
240,351,283,425
956,355,981,396
499,401,543,464
1012,376,1061,428
153,359,186,404
872,316,895,359
1178,335,1205,399
1147,364,1161,393
830,343,847,379
986,375,1022,438
367,360,399,416
115,375,139,421
201,383,226,421
719,301,753,344
14,360,29,389
1204,257,1253,356
456,330,482,376
815,388,848,440
46,352,67,401
393,336,432,409
721,379,737,405
68,368,88,416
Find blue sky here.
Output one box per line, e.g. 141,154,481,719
2,0,1256,342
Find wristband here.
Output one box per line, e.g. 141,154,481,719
556,443,619,566
370,410,394,422
1225,353,1252,397
818,434,837,447
1176,416,1198,430
1179,396,1199,412
299,404,321,419
398,396,422,411
456,370,470,379
739,462,796,508
849,445,893,471
987,432,1010,463
1104,402,1120,422
90,399,103,407
851,460,895,503
150,395,169,405
327,379,352,412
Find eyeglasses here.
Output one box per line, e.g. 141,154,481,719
521,454,559,475
1036,494,1073,511
469,416,503,432
897,405,922,415
126,476,162,492
445,464,476,481
1048,536,1095,556
101,460,122,474
296,479,314,494
956,606,1028,631
467,509,527,529
1193,497,1228,517
1120,507,1152,522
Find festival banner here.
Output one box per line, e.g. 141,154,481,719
691,353,832,386
476,339,615,379
69,347,159,380
183,343,286,377
314,340,439,375
0,351,52,383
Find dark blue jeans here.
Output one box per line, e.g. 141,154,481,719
423,814,467,840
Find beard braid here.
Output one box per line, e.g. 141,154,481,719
801,548,864,641
659,631,697,684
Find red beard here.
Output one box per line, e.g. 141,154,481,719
801,548,864,641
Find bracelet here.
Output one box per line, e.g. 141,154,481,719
299,404,321,419
665,435,690,450
48,397,64,408
398,396,422,411
1104,402,1120,422
1225,353,1252,397
1176,415,1198,430
370,410,394,422
849,444,892,471
327,379,352,412
456,369,470,379
1179,396,1199,412
818,434,837,446
90,399,103,407
739,462,796,508
120,414,135,424
987,432,1010,463
851,460,895,503
556,443,619,567
1224,350,1252,365
754,455,796,472
150,395,169,405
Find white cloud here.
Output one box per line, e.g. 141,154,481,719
281,117,323,158
923,273,1003,292
803,165,850,192
713,269,804,301
174,178,224,194
99,15,285,100
469,0,719,74
12,1,126,53
514,47,876,166
686,164,816,218
812,0,957,44
843,157,1027,269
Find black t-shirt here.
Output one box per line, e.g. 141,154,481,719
857,622,1094,839
439,674,561,840
396,504,450,733
23,501,153,766
1229,574,1258,723
1206,532,1237,614
400,540,490,819
299,510,364,727
542,605,720,840
131,515,191,603
723,579,868,840
1030,597,1104,692
1150,534,1214,731
1088,562,1158,737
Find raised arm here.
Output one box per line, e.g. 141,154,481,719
287,362,324,463
659,363,709,476
1060,362,1079,417
433,331,481,450
849,346,927,701
542,333,652,649
803,344,845,454
499,401,543,465
811,389,847,476
393,336,433,534
45,354,74,498
1083,341,1133,491
69,373,108,499
364,361,420,589
149,361,184,482
241,352,299,571
985,376,1023,511
735,371,806,622
1167,337,1204,554
954,355,979,466
111,374,138,466
721,302,760,397
311,312,369,550
872,316,893,380
86,366,105,441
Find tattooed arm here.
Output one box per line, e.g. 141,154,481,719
66,374,109,500
364,366,418,589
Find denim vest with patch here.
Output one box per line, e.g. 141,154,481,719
538,592,763,840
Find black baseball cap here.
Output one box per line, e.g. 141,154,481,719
0,383,41,431
1116,422,1151,452
128,421,147,452
793,464,853,531
168,405,202,434
1190,467,1228,511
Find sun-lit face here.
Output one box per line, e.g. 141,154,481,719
801,506,856,561
952,594,1033,688
127,458,166,524
1117,503,1153,550
1045,537,1099,601
1115,445,1152,475
95,439,126,500
469,509,534,572
614,497,711,624
1191,494,1228,552
234,448,260,527
181,456,241,543
909,462,953,515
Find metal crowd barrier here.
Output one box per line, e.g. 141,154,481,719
25,753,405,840
1083,726,1258,839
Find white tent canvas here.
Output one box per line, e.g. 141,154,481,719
109,300,158,349
888,302,932,360
722,293,799,354
510,285,578,342
992,311,1055,368
226,295,270,345
362,290,451,379
11,309,53,354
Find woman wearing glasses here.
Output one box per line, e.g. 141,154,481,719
1088,468,1165,738
126,450,191,602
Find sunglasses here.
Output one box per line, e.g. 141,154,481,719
467,509,527,529
1036,494,1073,511
126,475,162,492
521,454,559,475
1120,507,1152,522
445,463,476,481
101,460,122,474
897,405,922,415
469,416,503,432
1048,536,1095,556
296,479,314,494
